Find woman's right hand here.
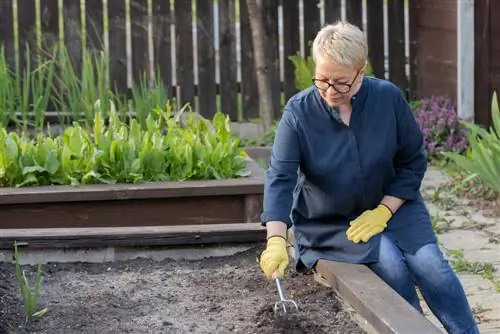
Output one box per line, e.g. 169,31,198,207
259,236,289,279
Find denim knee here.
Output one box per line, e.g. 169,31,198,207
370,236,409,280
405,243,454,282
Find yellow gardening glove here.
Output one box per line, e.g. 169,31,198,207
259,236,289,280
346,204,393,243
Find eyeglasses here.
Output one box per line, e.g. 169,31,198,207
312,70,361,94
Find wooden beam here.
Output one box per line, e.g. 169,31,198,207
0,158,265,205
0,223,266,249
457,0,475,121
314,260,442,334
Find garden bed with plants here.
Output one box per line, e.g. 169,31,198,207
0,245,365,334
0,99,265,231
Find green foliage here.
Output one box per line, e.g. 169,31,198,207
0,103,249,188
13,243,48,323
288,54,316,91
288,52,375,91
441,91,500,193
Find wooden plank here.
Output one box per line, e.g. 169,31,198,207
474,0,491,127
282,0,301,100
174,0,195,108
0,195,248,229
16,0,37,79
262,0,281,119
408,0,419,100
218,0,238,121
85,0,104,50
0,0,15,72
302,0,320,56
491,0,500,100
366,0,385,79
130,0,149,87
387,0,407,94
0,223,266,249
152,0,173,101
315,260,443,334
62,0,83,76
0,158,264,204
345,0,362,29
0,178,263,204
324,0,341,24
108,0,128,96
239,0,259,120
457,0,475,121
37,0,60,113
195,0,217,118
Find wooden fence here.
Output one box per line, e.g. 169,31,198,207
0,0,415,122
475,0,500,127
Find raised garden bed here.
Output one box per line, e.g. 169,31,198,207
0,246,366,334
0,157,264,231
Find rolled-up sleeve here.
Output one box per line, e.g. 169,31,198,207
260,102,301,228
383,90,427,201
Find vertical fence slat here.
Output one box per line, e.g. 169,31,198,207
408,0,419,100
85,0,104,50
195,0,216,118
239,0,259,120
62,0,83,76
387,0,407,94
39,0,60,54
152,0,172,101
108,0,128,96
345,0,362,28
303,0,320,56
366,0,384,78
130,0,149,88
39,0,60,113
0,1,15,71
16,0,37,76
282,0,300,101
263,0,281,118
474,0,491,126
324,0,341,24
175,0,195,109
218,0,238,120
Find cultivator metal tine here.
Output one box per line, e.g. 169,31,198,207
272,271,299,315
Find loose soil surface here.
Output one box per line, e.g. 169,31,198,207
0,246,364,334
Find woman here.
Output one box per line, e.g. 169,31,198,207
258,21,478,334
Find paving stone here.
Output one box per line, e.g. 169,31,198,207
420,167,500,332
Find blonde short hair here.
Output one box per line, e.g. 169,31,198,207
311,21,368,69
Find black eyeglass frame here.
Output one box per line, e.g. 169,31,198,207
312,69,362,94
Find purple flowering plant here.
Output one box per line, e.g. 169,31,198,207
412,96,469,158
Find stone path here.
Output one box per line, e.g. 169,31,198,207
420,167,500,333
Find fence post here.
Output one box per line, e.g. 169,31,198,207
457,0,475,121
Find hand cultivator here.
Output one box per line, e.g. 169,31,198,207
272,270,299,315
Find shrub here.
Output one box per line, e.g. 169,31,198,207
441,91,500,194
412,96,469,158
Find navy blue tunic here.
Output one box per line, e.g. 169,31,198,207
260,76,438,273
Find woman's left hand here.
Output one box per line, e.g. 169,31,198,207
346,204,393,243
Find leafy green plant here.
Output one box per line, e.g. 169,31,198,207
288,51,375,91
0,101,249,188
0,46,18,127
129,71,170,127
53,46,113,127
441,91,500,193
13,243,48,323
0,45,56,131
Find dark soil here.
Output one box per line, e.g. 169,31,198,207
0,246,365,334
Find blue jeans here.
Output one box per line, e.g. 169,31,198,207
367,235,479,334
